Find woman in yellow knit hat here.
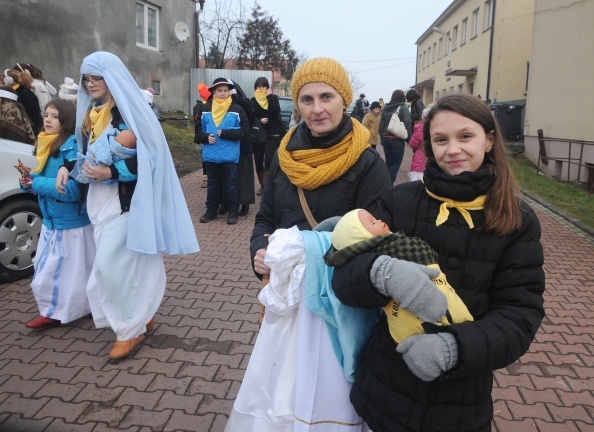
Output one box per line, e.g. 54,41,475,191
250,57,392,271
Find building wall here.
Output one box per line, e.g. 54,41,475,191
416,0,534,105
523,0,594,182
0,0,195,113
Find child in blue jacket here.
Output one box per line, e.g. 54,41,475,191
20,99,95,329
195,78,249,224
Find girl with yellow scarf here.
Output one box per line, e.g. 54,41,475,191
20,99,94,330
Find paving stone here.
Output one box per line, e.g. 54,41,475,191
45,418,96,432
31,348,79,368
73,383,125,405
0,376,48,398
163,410,214,432
119,406,172,429
78,401,130,428
34,380,86,402
146,374,193,395
34,397,89,422
155,391,202,414
70,367,119,387
108,371,155,392
0,413,53,432
1,393,50,417
114,388,163,410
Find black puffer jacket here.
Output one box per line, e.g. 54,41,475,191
332,163,545,432
251,94,283,137
250,116,392,261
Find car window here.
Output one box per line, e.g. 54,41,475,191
278,97,294,113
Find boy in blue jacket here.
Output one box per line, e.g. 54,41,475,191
195,78,249,224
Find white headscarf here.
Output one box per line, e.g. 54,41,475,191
76,51,199,255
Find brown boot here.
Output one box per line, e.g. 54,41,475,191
146,316,155,332
109,334,145,359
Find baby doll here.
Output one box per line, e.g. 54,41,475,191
325,209,473,344
70,129,136,184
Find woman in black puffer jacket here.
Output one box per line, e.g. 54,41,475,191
332,93,545,432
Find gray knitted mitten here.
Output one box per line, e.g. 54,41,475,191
370,255,446,322
396,333,459,381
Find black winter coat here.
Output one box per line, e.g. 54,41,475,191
250,116,392,261
251,94,283,137
16,86,43,134
332,163,545,432
379,101,413,142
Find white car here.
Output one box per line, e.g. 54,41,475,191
0,138,42,282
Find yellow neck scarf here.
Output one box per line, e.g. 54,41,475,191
425,188,486,229
212,97,232,127
89,104,112,144
34,132,58,173
254,89,269,110
279,120,370,190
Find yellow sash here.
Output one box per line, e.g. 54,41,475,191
89,104,112,144
425,188,486,229
212,97,232,127
34,132,58,173
254,89,269,110
279,120,370,190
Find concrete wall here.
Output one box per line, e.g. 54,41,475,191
0,0,195,113
523,0,594,183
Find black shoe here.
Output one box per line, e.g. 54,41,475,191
238,205,249,216
227,208,238,225
217,204,229,215
200,209,217,223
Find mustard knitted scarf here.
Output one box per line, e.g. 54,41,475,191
89,104,112,144
425,187,486,229
254,89,269,110
212,97,232,127
279,120,370,190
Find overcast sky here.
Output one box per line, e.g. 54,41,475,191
249,0,453,103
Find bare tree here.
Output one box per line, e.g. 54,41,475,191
347,68,365,95
199,0,247,69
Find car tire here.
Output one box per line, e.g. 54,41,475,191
0,197,43,282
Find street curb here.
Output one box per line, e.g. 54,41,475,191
522,189,594,239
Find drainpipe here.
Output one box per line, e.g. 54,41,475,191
486,0,496,99
194,0,206,68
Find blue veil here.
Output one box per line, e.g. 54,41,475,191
76,52,199,255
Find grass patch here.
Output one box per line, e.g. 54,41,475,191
160,111,202,178
511,154,594,229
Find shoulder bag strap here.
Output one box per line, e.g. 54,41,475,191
297,187,318,229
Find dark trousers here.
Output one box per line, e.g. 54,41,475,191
254,135,281,173
205,162,238,209
382,136,406,183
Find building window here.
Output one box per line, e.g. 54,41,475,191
449,86,455,94
461,18,468,44
418,54,422,72
468,82,474,95
136,1,160,50
438,37,443,59
484,0,493,30
526,62,530,92
472,8,480,38
458,84,464,92
427,47,432,65
444,32,451,55
432,42,437,63
435,90,439,99
452,25,458,51
152,80,161,95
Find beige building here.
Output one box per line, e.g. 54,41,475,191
414,0,535,108
523,0,594,185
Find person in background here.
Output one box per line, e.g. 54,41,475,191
194,82,212,189
251,77,283,196
5,68,43,134
378,97,385,109
142,88,160,120
20,99,94,329
406,88,424,122
408,104,433,181
353,93,369,122
362,101,382,149
332,93,545,432
58,77,79,103
288,106,302,128
0,84,35,144
379,90,413,183
195,77,249,225
58,51,199,359
14,63,57,115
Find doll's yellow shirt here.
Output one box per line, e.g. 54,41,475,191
383,263,473,344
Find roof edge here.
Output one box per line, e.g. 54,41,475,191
415,0,463,45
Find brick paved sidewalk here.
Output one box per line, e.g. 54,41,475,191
1,146,593,431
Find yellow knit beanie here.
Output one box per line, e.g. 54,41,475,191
291,57,354,108
332,209,374,250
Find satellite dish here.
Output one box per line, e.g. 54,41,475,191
174,22,190,42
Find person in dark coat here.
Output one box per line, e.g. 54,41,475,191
406,88,425,122
331,93,545,432
251,77,283,196
379,90,413,183
5,68,43,134
251,57,392,277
